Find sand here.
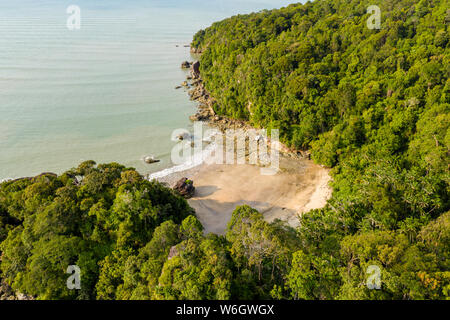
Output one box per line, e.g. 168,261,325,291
162,157,332,235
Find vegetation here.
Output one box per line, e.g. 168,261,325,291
192,0,449,299
0,162,194,299
0,0,448,300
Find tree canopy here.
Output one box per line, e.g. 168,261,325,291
0,0,448,300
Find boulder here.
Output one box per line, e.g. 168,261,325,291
181,61,191,69
144,156,160,164
191,61,200,79
173,177,195,199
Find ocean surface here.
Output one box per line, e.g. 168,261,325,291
0,0,294,180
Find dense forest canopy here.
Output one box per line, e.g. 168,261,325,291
0,0,449,300
191,0,449,298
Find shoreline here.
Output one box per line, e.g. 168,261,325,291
152,56,332,233
1,55,333,235
159,155,332,235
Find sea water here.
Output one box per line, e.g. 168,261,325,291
0,0,294,180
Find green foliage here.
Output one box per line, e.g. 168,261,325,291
1,0,448,301
226,206,300,299
191,0,449,300
0,162,193,299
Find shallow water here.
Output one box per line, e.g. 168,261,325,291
0,0,294,180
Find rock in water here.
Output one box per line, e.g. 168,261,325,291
191,61,200,79
181,61,191,69
144,156,160,164
173,177,195,199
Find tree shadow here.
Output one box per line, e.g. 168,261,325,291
194,185,220,198
187,198,298,235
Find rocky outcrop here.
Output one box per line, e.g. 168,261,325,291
190,47,203,54
173,177,195,199
179,59,311,160
190,61,200,79
0,280,34,300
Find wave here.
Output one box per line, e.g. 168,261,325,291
147,132,218,181
0,177,18,183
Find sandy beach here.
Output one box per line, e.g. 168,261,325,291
159,156,332,235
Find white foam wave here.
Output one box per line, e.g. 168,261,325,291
147,136,217,181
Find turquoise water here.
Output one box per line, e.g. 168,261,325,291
0,0,294,180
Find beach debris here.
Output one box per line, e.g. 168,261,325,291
173,177,195,199
144,156,160,164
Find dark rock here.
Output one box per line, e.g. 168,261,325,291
191,61,200,79
173,177,195,199
181,61,191,69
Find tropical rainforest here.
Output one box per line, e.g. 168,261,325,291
0,0,449,300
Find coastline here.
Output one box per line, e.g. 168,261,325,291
150,56,332,233
1,50,333,234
